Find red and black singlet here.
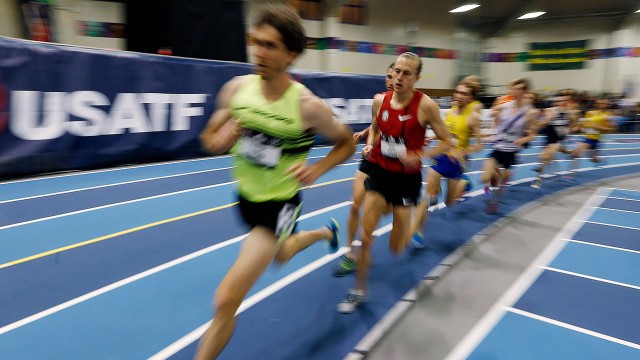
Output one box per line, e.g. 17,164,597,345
369,90,426,174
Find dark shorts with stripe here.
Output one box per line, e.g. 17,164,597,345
358,158,375,175
364,163,422,206
490,150,517,169
237,193,301,234
544,127,567,145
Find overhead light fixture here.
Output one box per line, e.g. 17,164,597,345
449,4,480,13
517,11,546,20
635,9,640,13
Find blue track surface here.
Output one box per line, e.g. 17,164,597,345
459,181,640,359
1,135,639,359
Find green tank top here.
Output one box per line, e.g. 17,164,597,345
230,75,315,202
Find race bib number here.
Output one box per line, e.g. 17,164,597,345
237,130,282,168
380,135,406,159
584,127,598,135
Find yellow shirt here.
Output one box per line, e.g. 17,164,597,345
445,104,473,152
582,110,611,140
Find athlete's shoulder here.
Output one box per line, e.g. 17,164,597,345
222,75,251,94
299,88,326,112
417,91,436,108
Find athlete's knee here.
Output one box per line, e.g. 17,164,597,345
214,287,243,318
349,202,361,217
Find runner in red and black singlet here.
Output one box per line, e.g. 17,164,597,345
338,52,451,314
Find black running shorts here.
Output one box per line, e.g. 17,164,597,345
364,164,421,206
237,193,301,234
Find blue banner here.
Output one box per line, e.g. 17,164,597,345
0,36,383,178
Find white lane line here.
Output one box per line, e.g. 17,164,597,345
3,146,638,204
596,195,640,202
541,266,640,291
579,220,640,231
589,206,640,215
506,307,640,350
565,239,640,255
0,181,237,231
444,187,611,360
0,201,352,336
0,156,230,185
0,167,234,205
148,249,349,360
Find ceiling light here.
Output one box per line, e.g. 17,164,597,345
635,9,640,13
517,11,546,20
449,4,480,13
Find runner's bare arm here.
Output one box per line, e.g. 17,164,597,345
419,96,451,159
363,93,384,158
516,109,539,145
466,111,484,155
199,77,246,154
288,92,355,185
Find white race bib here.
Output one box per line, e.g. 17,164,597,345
237,132,282,168
381,136,407,159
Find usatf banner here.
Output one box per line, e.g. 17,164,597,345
528,40,588,71
0,36,382,178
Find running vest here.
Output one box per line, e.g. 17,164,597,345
230,75,315,202
370,90,426,174
445,104,473,151
544,108,571,138
582,110,611,140
493,102,529,152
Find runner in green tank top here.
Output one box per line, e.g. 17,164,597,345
196,4,355,359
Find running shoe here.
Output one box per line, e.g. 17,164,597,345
337,289,367,314
333,254,357,277
531,179,542,189
326,218,340,253
411,232,425,249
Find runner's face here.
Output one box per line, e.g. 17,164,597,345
453,84,471,106
595,99,609,109
250,24,297,79
511,83,526,101
392,58,420,94
385,68,395,91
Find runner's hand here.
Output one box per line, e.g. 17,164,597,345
287,162,319,186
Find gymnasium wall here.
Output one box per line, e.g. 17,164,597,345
1,0,639,95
